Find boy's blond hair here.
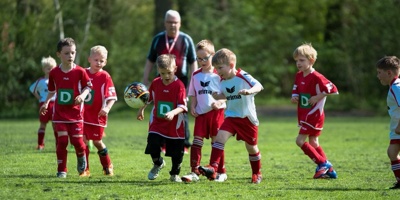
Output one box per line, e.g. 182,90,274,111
376,56,400,74
90,45,108,58
41,56,57,68
156,54,176,70
293,43,317,61
196,39,215,55
212,48,236,66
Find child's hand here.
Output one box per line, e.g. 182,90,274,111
291,96,298,104
238,89,251,95
137,107,145,120
39,103,48,115
211,101,222,110
164,111,174,121
190,108,198,117
99,107,110,116
75,95,84,104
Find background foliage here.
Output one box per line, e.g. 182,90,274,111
1,0,400,117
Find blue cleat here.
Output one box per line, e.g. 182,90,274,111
325,167,337,179
314,160,332,179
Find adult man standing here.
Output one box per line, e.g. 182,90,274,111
142,9,197,151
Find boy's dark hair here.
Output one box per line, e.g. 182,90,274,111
57,37,75,52
376,56,400,73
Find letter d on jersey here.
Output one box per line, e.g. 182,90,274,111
157,101,173,118
299,93,311,108
58,89,74,105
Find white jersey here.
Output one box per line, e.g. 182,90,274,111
387,78,400,140
188,68,225,114
29,77,55,103
220,69,263,126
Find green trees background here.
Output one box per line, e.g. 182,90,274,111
1,0,399,117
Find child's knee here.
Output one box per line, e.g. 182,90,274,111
57,136,69,148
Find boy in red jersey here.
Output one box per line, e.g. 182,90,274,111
198,48,264,184
80,45,117,177
181,40,227,183
137,54,187,182
39,37,92,178
376,56,400,189
291,43,338,179
29,56,57,150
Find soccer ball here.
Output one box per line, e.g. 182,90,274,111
124,82,149,108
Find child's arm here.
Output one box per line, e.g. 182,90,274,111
137,104,148,121
75,87,91,104
99,99,116,116
39,92,56,115
164,107,185,121
212,92,226,100
238,83,263,95
189,96,198,117
211,99,226,110
308,93,327,106
396,121,400,135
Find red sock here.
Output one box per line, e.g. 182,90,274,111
98,148,112,168
85,145,90,170
57,135,68,172
190,140,202,173
53,131,58,147
209,142,224,170
301,142,326,164
391,160,400,182
217,149,226,174
315,146,327,160
38,128,45,146
249,152,261,175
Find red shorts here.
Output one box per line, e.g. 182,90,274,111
84,124,105,140
193,109,224,139
39,101,54,123
219,117,258,145
390,139,400,144
54,122,83,136
299,124,321,136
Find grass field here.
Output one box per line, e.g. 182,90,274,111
1,109,398,199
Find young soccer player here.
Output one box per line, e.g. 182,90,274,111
376,56,400,189
181,40,227,183
291,43,338,179
39,37,92,178
29,56,57,150
198,48,264,184
80,45,117,177
137,54,187,183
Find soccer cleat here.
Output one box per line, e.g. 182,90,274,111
79,169,90,177
36,145,44,151
325,167,337,179
181,172,200,183
77,155,87,174
56,172,67,178
198,165,216,180
170,175,183,182
390,182,400,189
103,164,114,176
215,173,228,182
314,160,332,179
251,173,262,184
148,159,166,180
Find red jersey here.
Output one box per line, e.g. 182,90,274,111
148,77,187,139
84,69,117,127
48,65,92,123
292,70,338,130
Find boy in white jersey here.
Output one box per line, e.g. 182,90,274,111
376,56,400,189
181,40,227,183
29,56,57,150
198,48,264,184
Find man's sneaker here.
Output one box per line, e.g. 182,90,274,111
36,145,44,151
198,165,216,180
314,160,332,179
148,160,166,180
325,167,337,179
215,173,228,182
103,164,114,176
79,169,90,177
181,172,200,183
56,172,67,178
390,182,400,189
170,175,183,182
77,155,87,174
252,173,262,184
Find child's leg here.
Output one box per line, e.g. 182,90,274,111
388,144,400,182
56,132,69,172
37,125,45,147
95,140,112,169
209,130,232,170
246,143,261,175
297,134,325,164
309,135,327,160
190,136,203,173
82,135,90,170
51,123,57,146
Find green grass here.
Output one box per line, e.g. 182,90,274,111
0,109,398,199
